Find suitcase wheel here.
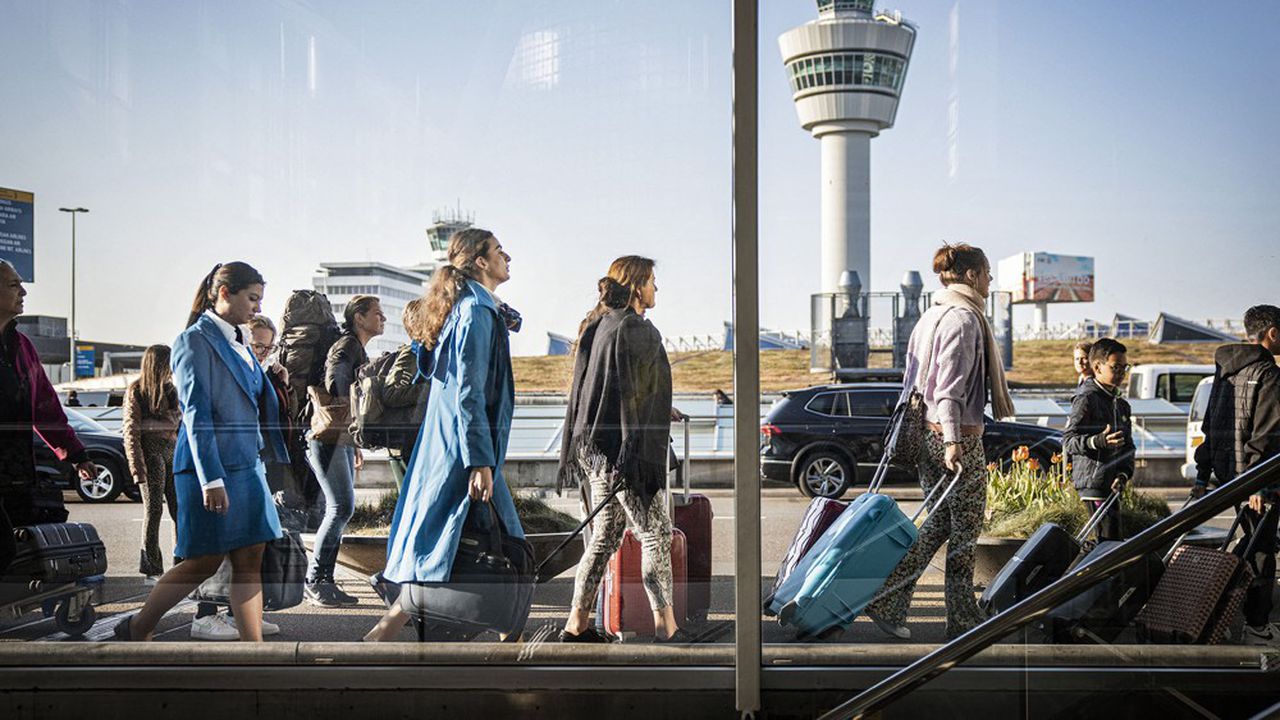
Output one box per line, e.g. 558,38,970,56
55,601,96,637
14,528,30,542
777,601,799,626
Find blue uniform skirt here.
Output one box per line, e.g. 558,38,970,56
174,461,282,558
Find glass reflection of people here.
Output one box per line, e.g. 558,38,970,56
0,260,97,576
113,262,290,642
367,229,523,642
559,256,692,643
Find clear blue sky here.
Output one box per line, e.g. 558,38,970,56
2,1,1277,355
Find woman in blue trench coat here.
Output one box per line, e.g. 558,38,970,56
365,227,524,641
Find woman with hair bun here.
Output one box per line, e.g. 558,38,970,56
304,294,385,607
556,256,692,643
864,242,1015,641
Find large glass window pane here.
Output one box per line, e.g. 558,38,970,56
0,0,733,672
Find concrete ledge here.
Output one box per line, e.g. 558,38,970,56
0,642,1269,669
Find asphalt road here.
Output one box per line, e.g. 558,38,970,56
0,488,1241,647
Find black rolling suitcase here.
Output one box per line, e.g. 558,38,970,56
7,523,108,588
1036,540,1165,644
980,491,1120,616
399,502,535,640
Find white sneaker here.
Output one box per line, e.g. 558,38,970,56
1243,623,1280,647
228,614,281,637
190,613,240,641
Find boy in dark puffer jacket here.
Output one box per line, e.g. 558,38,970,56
1193,304,1280,646
1062,338,1135,542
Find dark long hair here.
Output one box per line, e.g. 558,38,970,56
342,295,380,334
420,228,495,350
136,344,176,416
577,255,655,340
186,262,266,328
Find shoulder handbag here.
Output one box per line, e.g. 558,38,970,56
883,306,961,467
191,530,307,611
307,385,351,444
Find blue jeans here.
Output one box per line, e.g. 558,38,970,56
306,440,355,583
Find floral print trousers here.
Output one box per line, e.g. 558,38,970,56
865,430,988,639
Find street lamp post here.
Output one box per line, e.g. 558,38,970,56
58,207,89,382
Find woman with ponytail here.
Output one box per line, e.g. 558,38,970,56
864,242,1013,641
366,228,524,641
304,294,385,607
114,262,290,642
556,256,691,643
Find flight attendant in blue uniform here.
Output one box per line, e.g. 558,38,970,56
114,262,289,642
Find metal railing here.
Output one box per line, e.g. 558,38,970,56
819,450,1280,720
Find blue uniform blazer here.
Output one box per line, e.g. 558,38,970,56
172,313,289,488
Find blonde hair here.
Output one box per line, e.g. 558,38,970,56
577,255,655,340
402,297,427,342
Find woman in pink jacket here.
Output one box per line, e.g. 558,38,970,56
0,260,97,574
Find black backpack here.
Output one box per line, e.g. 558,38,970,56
278,290,341,420
350,344,430,451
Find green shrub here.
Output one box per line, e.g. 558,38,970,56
982,447,1170,539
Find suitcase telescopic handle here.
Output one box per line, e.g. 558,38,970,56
912,464,964,525
1075,488,1123,543
682,416,691,499
1233,502,1280,569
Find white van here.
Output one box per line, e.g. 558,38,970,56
1126,364,1215,413
1181,376,1214,481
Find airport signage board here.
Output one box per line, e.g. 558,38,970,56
75,346,95,378
998,252,1094,304
0,187,35,281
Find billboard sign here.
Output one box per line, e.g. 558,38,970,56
0,187,34,281
75,345,95,378
998,252,1094,304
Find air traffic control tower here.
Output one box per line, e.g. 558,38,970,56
780,0,915,296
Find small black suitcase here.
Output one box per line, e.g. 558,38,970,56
1037,541,1165,644
980,491,1120,616
7,523,108,586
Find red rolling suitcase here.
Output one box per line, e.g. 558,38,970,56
601,527,688,636
671,418,714,621
599,419,693,636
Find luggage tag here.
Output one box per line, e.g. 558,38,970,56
912,465,964,529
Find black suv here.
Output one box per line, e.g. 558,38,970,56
761,383,1062,498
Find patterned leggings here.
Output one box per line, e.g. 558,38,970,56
865,431,988,638
569,451,674,612
137,438,177,576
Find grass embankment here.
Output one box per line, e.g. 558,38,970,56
511,341,1222,393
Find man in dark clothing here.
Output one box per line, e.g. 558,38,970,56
1193,304,1280,646
1063,338,1135,541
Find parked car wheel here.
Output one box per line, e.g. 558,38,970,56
76,457,124,503
796,448,854,499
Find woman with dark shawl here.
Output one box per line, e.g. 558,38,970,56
558,256,692,643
